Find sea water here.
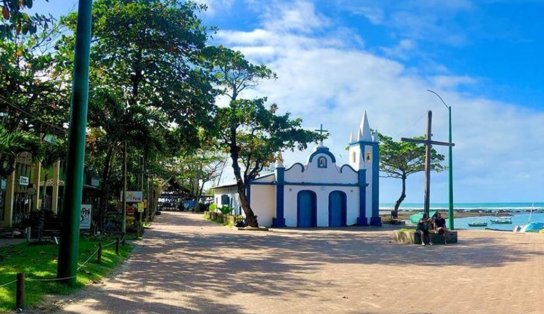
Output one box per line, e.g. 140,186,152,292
380,202,544,212
381,202,544,232
451,213,544,231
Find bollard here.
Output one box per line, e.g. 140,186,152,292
16,273,25,310
97,242,102,263
115,237,120,255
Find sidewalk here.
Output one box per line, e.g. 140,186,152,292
0,238,24,248
57,212,544,314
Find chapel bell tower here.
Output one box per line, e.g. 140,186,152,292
348,112,379,171
348,112,381,226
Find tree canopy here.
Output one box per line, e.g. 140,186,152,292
379,132,445,217
210,46,321,227
1,1,322,231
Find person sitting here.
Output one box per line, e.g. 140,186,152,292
416,213,432,246
433,212,448,244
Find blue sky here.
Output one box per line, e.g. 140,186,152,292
34,0,544,204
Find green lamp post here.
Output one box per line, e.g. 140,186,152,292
57,0,93,285
428,90,455,230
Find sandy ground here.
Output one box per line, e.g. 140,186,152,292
51,211,544,314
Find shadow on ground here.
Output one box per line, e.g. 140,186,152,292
54,212,543,313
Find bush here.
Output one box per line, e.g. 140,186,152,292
219,205,233,215
209,203,217,212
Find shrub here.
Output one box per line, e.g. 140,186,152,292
219,205,233,215
209,203,217,212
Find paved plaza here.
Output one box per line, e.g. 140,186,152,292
57,211,544,314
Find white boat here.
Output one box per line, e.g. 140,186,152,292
513,204,544,232
514,222,544,233
490,217,512,224
468,220,487,227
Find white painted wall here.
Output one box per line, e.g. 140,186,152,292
283,185,360,227
250,185,276,227
284,158,358,184
213,186,241,214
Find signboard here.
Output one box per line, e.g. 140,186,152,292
19,176,29,186
126,204,135,224
80,204,92,230
121,191,143,202
91,177,100,187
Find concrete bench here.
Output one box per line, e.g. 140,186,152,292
393,229,458,245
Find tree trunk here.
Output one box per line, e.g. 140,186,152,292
98,145,115,232
229,125,259,227
393,175,407,218
237,183,257,227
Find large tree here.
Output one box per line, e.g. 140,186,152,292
57,0,217,226
210,47,321,227
0,0,67,184
378,133,445,218
1,0,52,39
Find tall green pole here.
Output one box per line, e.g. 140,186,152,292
57,0,93,285
428,90,454,230
448,106,454,230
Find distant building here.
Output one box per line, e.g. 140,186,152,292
213,112,381,228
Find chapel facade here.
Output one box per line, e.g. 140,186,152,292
213,112,381,227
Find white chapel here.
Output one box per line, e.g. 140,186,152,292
213,112,381,228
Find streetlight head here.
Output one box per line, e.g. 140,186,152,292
427,89,449,110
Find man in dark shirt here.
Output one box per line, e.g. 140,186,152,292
433,212,448,244
417,213,432,245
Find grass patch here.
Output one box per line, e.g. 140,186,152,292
0,236,133,312
397,227,416,232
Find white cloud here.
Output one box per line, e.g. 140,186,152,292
214,0,544,203
345,1,474,47
381,39,417,60
261,1,331,33
431,75,477,89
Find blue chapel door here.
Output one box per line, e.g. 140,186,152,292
298,190,317,227
329,191,347,227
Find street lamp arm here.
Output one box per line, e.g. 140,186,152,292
427,89,449,109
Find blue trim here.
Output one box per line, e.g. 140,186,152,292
357,170,368,226
251,181,359,187
308,146,336,163
329,191,347,227
339,164,357,174
285,162,305,173
371,142,381,226
349,140,377,146
273,167,286,227
252,173,275,181
370,216,382,226
284,181,358,187
251,181,276,185
297,190,317,227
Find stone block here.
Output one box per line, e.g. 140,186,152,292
393,230,458,244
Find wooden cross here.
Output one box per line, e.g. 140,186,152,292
401,111,455,216
315,124,328,146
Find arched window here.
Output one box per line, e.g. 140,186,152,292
221,194,230,206
352,151,356,163
318,156,327,168
366,151,372,162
